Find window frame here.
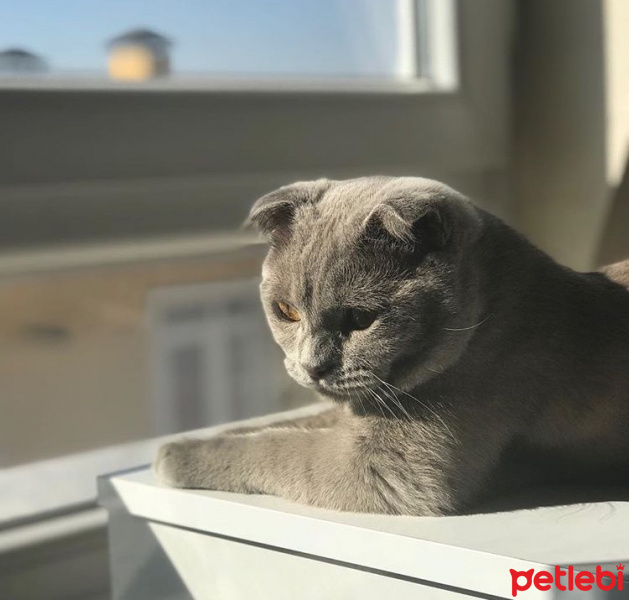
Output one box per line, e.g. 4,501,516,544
0,0,458,95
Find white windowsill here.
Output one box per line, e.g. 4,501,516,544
0,231,262,277
101,458,629,599
0,75,456,96
97,406,629,599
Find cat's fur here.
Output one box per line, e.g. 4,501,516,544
156,177,629,516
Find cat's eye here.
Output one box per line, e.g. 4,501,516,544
275,301,301,323
346,308,377,331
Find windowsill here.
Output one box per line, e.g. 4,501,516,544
0,75,456,96
99,409,629,599
0,231,262,277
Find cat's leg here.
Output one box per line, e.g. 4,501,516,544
155,416,486,516
221,403,340,436
156,424,403,513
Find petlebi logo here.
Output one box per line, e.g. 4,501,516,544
510,564,625,597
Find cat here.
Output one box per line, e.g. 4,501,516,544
156,176,629,516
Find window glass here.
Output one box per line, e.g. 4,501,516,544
0,0,415,81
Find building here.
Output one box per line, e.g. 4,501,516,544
0,48,48,74
107,29,171,81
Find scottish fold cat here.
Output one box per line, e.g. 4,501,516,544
156,177,629,515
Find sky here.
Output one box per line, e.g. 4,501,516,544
0,0,402,77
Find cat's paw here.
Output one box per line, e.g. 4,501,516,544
154,436,248,493
154,439,204,488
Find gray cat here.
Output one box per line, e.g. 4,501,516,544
156,176,629,516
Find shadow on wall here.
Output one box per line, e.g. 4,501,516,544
598,159,629,267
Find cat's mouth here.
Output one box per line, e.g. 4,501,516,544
316,381,362,401
284,358,382,401
315,376,380,403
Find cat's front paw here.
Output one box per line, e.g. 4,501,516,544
154,436,251,493
154,439,206,488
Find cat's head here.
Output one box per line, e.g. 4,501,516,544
248,176,485,408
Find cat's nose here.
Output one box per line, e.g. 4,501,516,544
302,359,336,381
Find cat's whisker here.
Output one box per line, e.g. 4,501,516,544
443,314,492,332
372,391,388,420
360,385,383,418
377,382,412,420
372,388,400,421
388,390,412,421
365,386,393,420
372,376,411,420
370,372,457,442
355,387,367,415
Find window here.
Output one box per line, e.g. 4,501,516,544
0,0,457,90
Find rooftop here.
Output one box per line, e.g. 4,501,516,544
107,28,171,50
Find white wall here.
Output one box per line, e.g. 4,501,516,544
604,0,629,188
513,0,608,271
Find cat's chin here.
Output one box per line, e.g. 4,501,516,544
316,387,353,403
285,367,363,402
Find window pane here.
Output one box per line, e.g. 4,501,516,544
0,0,415,81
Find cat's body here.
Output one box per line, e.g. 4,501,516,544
156,177,629,516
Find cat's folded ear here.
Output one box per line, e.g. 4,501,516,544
245,179,331,246
362,198,451,254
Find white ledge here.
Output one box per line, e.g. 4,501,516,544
99,408,629,599
0,75,451,96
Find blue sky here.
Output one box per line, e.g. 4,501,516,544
0,0,401,76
